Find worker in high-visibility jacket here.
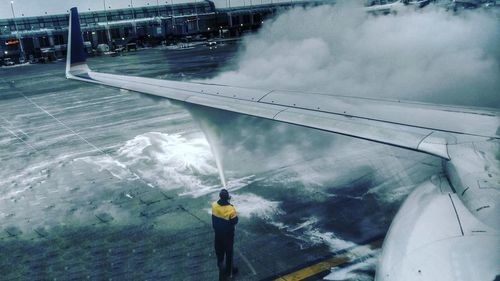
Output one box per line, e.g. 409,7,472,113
212,189,238,278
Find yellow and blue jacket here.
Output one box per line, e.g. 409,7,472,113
211,199,238,235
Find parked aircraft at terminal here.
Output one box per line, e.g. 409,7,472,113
65,7,499,281
364,0,431,14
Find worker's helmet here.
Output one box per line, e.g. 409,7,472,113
219,189,230,200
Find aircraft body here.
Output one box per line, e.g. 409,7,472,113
365,0,431,14
66,7,500,281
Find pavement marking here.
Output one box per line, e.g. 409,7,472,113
274,255,350,281
11,86,160,190
238,249,258,276
272,239,384,281
0,124,39,152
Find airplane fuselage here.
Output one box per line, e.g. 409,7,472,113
377,139,500,280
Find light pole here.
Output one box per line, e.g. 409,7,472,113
156,0,160,17
103,0,111,43
10,1,25,60
170,0,175,34
130,0,137,38
194,0,199,32
103,0,107,23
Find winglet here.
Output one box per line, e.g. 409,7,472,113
66,7,90,79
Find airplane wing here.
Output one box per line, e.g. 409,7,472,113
66,8,500,161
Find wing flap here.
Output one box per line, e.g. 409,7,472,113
274,108,444,156
262,90,499,138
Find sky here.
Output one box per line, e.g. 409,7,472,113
0,0,302,19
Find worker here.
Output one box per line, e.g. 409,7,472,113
211,189,238,278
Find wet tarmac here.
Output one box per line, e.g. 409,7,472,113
0,43,441,280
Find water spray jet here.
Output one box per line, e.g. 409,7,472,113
185,105,228,188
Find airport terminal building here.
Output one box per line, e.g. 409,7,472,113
0,1,324,63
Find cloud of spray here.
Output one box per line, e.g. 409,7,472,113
210,2,500,107
194,3,499,180
94,132,223,192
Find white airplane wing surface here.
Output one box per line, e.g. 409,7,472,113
66,8,500,162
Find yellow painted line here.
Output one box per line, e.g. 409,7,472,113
274,255,350,281
273,239,384,281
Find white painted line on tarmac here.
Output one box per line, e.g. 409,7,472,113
237,249,257,276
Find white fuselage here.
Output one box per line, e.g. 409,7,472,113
376,139,500,281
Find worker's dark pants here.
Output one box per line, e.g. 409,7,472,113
214,232,234,275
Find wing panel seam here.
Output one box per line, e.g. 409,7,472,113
257,90,275,102
448,194,465,236
272,108,289,120
416,131,434,149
